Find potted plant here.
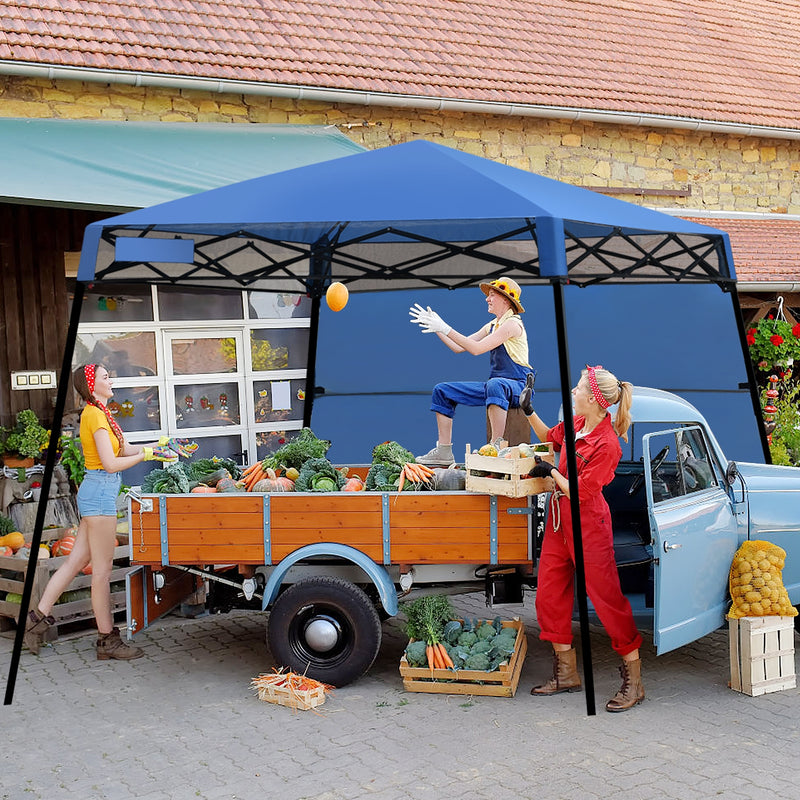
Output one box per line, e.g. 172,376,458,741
747,317,800,372
1,409,50,467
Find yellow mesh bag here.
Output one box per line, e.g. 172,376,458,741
728,540,798,619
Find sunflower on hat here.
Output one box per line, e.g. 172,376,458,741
480,277,525,314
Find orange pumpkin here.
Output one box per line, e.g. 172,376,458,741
191,484,217,493
0,546,13,557
52,534,76,557
325,281,349,312
0,531,26,552
342,476,365,492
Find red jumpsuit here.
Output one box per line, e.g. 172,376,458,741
535,414,642,657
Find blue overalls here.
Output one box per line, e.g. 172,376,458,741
430,335,533,417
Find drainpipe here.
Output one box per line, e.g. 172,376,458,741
4,61,800,141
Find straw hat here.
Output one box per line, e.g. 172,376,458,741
480,277,525,314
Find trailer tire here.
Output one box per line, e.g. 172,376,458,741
267,576,382,687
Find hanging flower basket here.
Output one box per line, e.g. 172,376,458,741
747,317,800,372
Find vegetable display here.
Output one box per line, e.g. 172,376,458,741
142,462,191,494
294,458,346,492
262,428,331,472
403,608,518,674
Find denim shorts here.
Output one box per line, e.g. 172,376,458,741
77,470,122,517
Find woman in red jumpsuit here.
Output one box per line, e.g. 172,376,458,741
520,365,644,712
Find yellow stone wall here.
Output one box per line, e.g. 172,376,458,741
3,75,799,214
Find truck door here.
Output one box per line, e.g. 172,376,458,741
643,426,740,653
126,565,201,637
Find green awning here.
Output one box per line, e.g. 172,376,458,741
0,118,366,211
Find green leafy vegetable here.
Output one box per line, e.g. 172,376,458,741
186,456,240,481
294,458,345,492
464,653,491,671
263,428,331,471
365,462,401,491
405,640,429,667
142,463,190,494
402,594,453,646
371,441,416,468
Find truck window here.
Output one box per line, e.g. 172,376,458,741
646,427,719,503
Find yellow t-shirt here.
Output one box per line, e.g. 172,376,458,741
481,310,531,368
79,405,121,470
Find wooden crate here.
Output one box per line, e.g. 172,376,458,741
0,528,131,647
399,618,527,697
729,616,797,696
252,680,327,711
465,443,555,498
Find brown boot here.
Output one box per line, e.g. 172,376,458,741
606,657,645,712
531,647,582,695
24,609,55,655
96,627,144,661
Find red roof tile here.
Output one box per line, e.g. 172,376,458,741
3,0,800,128
683,217,800,283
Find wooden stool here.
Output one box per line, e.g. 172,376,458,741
486,407,531,447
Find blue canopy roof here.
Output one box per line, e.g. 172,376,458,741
78,139,735,294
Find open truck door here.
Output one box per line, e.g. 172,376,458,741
642,426,740,653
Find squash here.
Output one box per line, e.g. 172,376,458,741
285,467,300,482
215,476,240,493
252,477,295,493
325,281,349,312
38,545,50,559
202,468,232,487
52,534,76,557
191,484,217,493
342,476,365,492
432,467,467,492
0,531,25,552
1,546,13,557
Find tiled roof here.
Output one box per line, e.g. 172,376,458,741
683,217,800,283
3,1,800,129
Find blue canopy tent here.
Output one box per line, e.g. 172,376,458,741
6,140,765,711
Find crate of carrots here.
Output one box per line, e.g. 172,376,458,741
398,595,527,697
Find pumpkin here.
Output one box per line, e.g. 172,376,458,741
432,467,467,492
342,476,365,492
215,476,240,493
82,563,92,575
191,484,217,493
1,546,13,557
0,531,26,552
38,545,50,559
252,477,295,493
285,467,300,481
325,281,349,312
52,535,76,557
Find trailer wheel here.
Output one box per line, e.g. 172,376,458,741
267,576,382,687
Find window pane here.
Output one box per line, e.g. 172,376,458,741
248,292,312,319
175,382,240,428
158,286,243,321
171,337,237,375
186,434,245,464
108,385,161,432
74,331,157,376
253,379,306,423
256,429,301,460
69,282,154,323
250,329,309,371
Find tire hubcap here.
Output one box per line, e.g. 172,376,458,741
303,616,342,653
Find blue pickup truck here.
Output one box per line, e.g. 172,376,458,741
600,386,800,653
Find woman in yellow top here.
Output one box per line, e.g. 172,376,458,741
24,364,192,659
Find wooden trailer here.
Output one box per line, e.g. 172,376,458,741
126,486,535,686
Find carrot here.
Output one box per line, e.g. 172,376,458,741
245,466,265,490
416,464,435,477
397,466,406,493
426,644,435,673
403,463,422,482
241,463,261,477
431,643,444,670
437,642,454,669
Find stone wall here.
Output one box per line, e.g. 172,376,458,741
2,74,799,213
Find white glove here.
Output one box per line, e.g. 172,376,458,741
409,303,452,336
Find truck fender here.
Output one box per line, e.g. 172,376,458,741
261,543,399,617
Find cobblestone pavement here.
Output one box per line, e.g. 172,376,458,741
2,594,799,800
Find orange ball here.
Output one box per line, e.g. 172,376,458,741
325,281,349,312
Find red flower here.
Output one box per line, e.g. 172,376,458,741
793,323,800,338
748,328,757,337
746,333,756,346
770,334,784,346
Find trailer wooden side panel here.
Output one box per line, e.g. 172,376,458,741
130,491,531,567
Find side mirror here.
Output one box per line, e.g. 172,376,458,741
725,461,738,486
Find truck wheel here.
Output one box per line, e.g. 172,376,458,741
267,576,382,687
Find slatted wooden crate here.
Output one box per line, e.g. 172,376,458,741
399,618,527,697
729,616,796,696
465,443,555,498
0,528,130,647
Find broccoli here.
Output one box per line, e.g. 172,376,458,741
476,623,497,640
405,640,428,667
371,441,416,467
470,639,493,655
490,638,516,658
457,631,478,649
496,627,518,642
294,458,345,492
464,653,491,671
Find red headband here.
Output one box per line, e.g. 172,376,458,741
586,365,612,409
84,365,96,395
